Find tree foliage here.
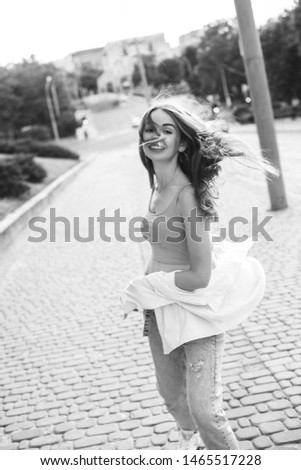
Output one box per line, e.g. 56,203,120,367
129,3,301,104
0,68,22,138
132,55,184,90
182,20,245,101
181,2,301,103
131,54,159,87
0,57,77,139
156,58,183,86
260,1,301,101
78,67,102,94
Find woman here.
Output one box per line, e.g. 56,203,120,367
122,95,277,450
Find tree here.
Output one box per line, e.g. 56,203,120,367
78,67,102,94
131,54,159,87
12,58,55,131
0,68,21,138
180,4,301,104
144,54,159,85
155,58,183,86
131,63,141,87
260,1,301,101
182,46,203,97
0,57,77,139
186,20,245,101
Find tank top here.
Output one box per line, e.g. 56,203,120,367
141,184,192,265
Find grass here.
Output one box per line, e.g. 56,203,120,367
0,156,78,221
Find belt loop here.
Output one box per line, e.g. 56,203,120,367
143,309,154,336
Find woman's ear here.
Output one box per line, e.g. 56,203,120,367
179,141,187,152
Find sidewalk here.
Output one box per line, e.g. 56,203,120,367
0,124,300,451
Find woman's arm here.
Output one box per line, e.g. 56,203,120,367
174,187,212,292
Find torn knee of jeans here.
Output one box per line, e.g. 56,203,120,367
186,359,205,375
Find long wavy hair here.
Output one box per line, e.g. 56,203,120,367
138,95,279,218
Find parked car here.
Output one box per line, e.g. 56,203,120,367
232,103,254,124
232,101,296,124
272,101,294,119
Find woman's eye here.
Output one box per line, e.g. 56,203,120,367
164,129,172,134
144,127,154,133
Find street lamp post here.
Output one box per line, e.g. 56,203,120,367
134,38,151,104
234,0,288,211
219,67,232,107
50,81,61,119
45,76,60,141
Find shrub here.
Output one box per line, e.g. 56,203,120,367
15,139,33,153
0,139,80,160
30,142,79,160
14,154,47,183
20,125,52,141
0,140,16,154
0,139,33,154
0,158,30,198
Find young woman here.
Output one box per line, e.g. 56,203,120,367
122,95,277,450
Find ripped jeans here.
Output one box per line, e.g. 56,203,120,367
148,313,239,450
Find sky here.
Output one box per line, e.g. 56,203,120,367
0,0,297,66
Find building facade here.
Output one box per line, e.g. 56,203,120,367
179,29,205,51
98,33,173,92
54,33,173,93
54,47,104,74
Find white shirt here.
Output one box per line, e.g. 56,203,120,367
121,238,266,354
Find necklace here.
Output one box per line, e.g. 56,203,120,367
155,168,179,193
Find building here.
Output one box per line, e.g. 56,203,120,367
54,33,173,94
54,47,104,74
71,47,105,71
179,29,205,52
98,33,173,92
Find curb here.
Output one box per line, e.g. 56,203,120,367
0,152,98,249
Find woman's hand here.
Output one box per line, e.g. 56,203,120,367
123,308,138,319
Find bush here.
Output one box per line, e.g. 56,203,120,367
0,139,80,160
0,158,30,198
30,142,79,160
14,154,47,183
15,139,33,153
0,139,33,154
20,125,52,141
0,140,17,154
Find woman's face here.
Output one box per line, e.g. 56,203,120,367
142,109,184,163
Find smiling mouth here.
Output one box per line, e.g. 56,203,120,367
148,144,165,150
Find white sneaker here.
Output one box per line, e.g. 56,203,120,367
175,429,202,450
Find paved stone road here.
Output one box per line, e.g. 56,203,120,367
0,118,301,451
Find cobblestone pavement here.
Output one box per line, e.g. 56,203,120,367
0,118,301,451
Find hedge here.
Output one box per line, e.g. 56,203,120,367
0,158,30,198
0,154,47,198
14,154,47,183
0,139,79,160
30,142,79,160
20,125,52,142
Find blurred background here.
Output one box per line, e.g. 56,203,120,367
0,0,300,142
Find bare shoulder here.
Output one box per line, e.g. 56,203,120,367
177,185,212,230
177,185,198,217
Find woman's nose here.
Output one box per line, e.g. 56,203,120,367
155,128,165,140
